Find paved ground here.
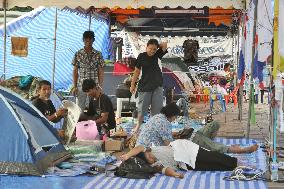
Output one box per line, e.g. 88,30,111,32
190,100,284,188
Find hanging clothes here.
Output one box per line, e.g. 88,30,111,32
11,37,28,57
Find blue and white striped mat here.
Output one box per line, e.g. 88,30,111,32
0,138,267,189
82,138,267,189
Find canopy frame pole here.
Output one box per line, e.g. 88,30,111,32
88,12,91,30
237,16,242,121
246,0,258,139
52,8,58,91
3,0,7,80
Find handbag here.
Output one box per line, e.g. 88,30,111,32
178,128,194,139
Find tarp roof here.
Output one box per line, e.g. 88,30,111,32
108,7,240,36
1,0,244,9
0,7,110,90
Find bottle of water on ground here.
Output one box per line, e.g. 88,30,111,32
271,161,279,182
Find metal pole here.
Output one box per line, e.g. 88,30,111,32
3,0,7,80
236,24,243,121
246,0,258,139
52,8,58,91
88,13,91,30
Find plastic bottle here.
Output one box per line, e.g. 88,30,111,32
271,162,279,182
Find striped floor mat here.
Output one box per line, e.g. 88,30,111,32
82,138,267,189
0,138,267,189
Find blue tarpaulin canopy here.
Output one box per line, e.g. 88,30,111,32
0,7,110,90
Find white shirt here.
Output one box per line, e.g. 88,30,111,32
170,139,200,169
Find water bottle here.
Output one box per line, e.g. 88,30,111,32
271,162,279,181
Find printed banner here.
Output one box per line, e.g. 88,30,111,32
112,30,234,73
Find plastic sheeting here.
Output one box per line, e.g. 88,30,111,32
0,7,110,90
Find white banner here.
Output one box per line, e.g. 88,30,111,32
119,32,233,59
112,31,234,73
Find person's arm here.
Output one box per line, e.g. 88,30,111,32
130,67,141,94
160,121,174,145
172,132,181,139
164,140,171,146
164,167,184,179
156,42,168,59
47,108,67,123
98,52,105,88
120,145,146,161
98,66,104,88
159,42,168,52
72,65,79,95
154,165,183,178
95,112,108,125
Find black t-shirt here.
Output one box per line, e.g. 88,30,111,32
136,48,167,92
86,94,116,129
32,98,56,117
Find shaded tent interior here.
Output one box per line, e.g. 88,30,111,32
73,6,241,37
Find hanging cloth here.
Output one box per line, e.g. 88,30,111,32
11,37,28,57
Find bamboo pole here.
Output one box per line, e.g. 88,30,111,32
246,0,258,139
52,8,58,91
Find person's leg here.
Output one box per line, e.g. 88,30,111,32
196,121,220,139
77,86,87,112
135,92,152,132
150,87,164,116
194,148,237,171
192,133,259,154
261,90,264,103
254,94,259,104
228,144,258,153
192,133,229,153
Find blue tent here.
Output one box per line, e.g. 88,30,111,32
0,86,71,175
0,7,110,90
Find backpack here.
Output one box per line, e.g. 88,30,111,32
19,75,34,89
114,157,157,179
182,39,199,66
116,83,132,98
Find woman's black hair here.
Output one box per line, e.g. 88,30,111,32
160,102,181,118
147,39,159,47
136,152,147,162
136,147,152,163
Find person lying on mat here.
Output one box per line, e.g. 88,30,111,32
32,80,67,123
79,79,116,136
136,102,258,154
121,139,239,178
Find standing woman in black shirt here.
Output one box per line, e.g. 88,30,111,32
130,39,168,133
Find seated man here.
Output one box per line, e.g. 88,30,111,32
80,79,116,136
136,102,258,154
32,80,67,123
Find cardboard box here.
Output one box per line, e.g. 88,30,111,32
104,139,124,152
